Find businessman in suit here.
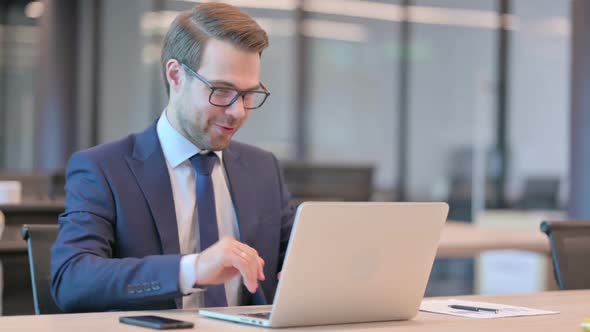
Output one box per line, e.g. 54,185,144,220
51,3,295,312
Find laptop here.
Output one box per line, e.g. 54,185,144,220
199,202,449,328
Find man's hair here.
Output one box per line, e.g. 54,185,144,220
161,3,269,96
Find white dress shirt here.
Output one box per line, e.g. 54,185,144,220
156,110,242,309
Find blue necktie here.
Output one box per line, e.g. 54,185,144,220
190,152,228,307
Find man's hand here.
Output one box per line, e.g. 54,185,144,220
195,237,265,293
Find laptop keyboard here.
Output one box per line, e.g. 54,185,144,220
242,311,271,320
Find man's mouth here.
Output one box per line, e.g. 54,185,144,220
215,124,236,135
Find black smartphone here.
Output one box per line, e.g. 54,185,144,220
119,315,194,330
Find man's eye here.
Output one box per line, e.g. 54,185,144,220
214,89,234,97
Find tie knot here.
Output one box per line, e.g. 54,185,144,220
190,152,218,176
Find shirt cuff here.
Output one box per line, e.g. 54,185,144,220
179,253,205,295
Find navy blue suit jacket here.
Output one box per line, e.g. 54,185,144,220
50,124,295,312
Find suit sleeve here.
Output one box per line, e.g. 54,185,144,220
50,151,183,312
270,154,296,271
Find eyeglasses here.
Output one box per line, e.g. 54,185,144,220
181,63,270,110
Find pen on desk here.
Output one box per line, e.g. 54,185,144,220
449,305,499,313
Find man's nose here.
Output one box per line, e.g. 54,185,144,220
226,96,247,119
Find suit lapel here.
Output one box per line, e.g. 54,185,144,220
223,144,260,247
224,145,267,305
125,124,180,256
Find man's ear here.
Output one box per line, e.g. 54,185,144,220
166,59,184,93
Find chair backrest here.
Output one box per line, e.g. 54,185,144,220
21,224,62,314
518,177,560,209
281,162,374,202
540,221,590,290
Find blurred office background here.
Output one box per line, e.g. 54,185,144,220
0,0,570,210
0,0,585,315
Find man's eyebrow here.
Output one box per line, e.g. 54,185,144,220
209,80,261,91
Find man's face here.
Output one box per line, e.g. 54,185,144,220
171,39,261,151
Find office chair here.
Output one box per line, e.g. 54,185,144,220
21,224,62,314
517,177,560,209
540,221,590,290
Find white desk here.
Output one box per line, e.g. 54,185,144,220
437,222,549,258
438,221,556,293
0,290,587,331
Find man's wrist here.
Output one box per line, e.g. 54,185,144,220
179,253,205,295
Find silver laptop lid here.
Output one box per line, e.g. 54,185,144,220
269,202,449,327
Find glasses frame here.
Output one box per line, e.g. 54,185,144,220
181,63,270,110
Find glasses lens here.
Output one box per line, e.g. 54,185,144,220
210,88,239,106
243,92,268,109
209,88,268,109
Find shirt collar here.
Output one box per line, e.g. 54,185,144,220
156,109,223,168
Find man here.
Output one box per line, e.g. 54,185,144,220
51,3,295,312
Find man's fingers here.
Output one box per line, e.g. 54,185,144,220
211,239,265,293
229,250,259,293
236,243,259,260
197,238,266,290
258,257,266,280
233,247,259,287
233,244,265,282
